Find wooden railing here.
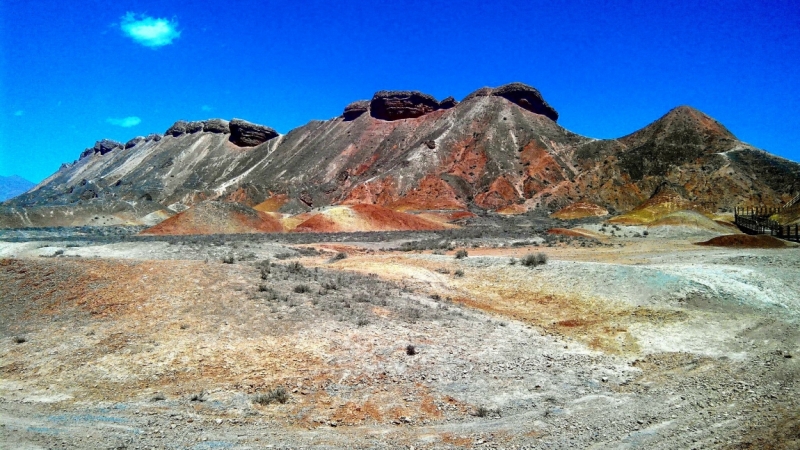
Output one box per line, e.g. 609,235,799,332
734,206,800,243
785,192,800,210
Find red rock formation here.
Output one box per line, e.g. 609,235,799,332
389,175,466,211
141,201,283,235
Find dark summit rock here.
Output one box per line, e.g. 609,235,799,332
229,119,278,147
462,87,494,102
343,100,370,121
370,91,440,121
125,136,145,149
166,120,189,137
439,96,458,109
145,133,162,142
186,121,204,133
80,139,122,159
95,139,122,155
203,119,230,133
492,82,559,122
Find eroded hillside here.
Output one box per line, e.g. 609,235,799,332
3,83,799,229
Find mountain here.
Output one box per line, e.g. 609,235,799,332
0,175,34,202
2,82,799,229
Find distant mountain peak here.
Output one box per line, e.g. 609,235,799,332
0,175,35,202
619,105,736,151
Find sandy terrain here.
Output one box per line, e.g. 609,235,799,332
1,226,798,449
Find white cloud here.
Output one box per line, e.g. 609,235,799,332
201,105,213,112
106,116,142,128
13,110,23,116
120,12,180,48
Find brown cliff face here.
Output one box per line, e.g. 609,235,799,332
3,84,799,229
369,91,441,121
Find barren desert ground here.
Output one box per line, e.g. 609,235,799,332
1,224,798,449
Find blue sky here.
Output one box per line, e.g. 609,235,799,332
1,0,799,182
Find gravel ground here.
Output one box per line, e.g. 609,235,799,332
0,227,798,449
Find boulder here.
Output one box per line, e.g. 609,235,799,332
203,119,230,133
370,90,440,121
166,120,189,136
439,96,458,109
342,100,370,121
125,136,145,149
492,82,559,121
78,139,122,160
229,118,278,147
95,139,122,155
145,133,162,142
186,121,204,133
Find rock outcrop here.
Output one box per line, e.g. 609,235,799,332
463,87,493,101
203,119,230,134
370,91,440,121
145,134,162,142
186,121,204,133
125,136,145,149
491,82,559,121
166,121,189,137
229,119,278,147
460,83,559,121
342,100,370,121
79,139,123,159
439,96,458,109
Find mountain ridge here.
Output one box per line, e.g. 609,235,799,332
3,82,799,229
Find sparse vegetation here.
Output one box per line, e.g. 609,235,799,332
294,284,311,293
454,269,464,277
13,336,26,344
189,391,207,402
474,406,501,418
521,252,548,267
253,387,289,405
328,252,348,263
222,254,235,264
455,249,468,259
406,345,417,355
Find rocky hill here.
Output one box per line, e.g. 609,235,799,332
0,175,34,202
2,82,799,228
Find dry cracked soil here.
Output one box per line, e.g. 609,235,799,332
0,223,798,449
